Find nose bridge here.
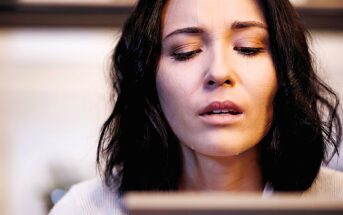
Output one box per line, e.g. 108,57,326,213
205,38,235,88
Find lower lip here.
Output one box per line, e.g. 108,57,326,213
199,113,244,125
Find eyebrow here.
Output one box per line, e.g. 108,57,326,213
163,21,267,40
231,21,267,30
164,27,205,40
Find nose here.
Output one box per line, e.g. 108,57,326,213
204,45,236,89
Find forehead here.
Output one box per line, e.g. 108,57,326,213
162,0,266,36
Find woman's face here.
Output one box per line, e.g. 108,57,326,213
156,0,277,156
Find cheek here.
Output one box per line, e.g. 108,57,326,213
259,63,277,108
156,69,190,144
156,58,202,105
155,73,170,106
156,70,183,107
241,57,277,126
156,59,202,143
258,75,276,132
156,63,186,121
242,56,277,102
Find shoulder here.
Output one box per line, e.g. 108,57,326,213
49,178,124,215
303,167,343,198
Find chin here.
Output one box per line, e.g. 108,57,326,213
194,136,258,157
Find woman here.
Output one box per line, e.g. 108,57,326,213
50,0,343,214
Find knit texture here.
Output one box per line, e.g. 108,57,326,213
49,178,124,215
303,167,343,198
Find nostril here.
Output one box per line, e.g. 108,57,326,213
208,80,215,85
225,80,231,85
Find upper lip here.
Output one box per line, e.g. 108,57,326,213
199,100,243,115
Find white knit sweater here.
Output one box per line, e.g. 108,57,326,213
49,167,343,215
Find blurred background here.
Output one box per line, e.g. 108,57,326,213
0,0,342,214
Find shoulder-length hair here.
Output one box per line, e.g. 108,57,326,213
97,0,341,195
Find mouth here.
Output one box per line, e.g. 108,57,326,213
199,100,244,125
200,100,243,116
204,109,242,115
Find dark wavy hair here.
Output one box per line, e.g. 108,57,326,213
97,0,341,195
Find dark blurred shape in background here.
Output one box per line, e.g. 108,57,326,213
0,0,342,29
0,0,135,27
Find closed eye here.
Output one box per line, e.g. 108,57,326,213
171,49,202,61
234,47,264,57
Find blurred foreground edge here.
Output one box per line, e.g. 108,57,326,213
124,192,343,215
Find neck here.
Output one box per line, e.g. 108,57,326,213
179,145,263,192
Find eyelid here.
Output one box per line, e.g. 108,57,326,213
171,43,201,54
232,37,266,57
234,40,264,47
233,35,268,48
233,46,264,57
170,49,202,62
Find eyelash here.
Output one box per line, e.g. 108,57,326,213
234,47,264,57
171,49,202,61
171,47,264,62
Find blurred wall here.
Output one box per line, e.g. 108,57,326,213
0,28,119,215
0,28,342,215
311,30,343,170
